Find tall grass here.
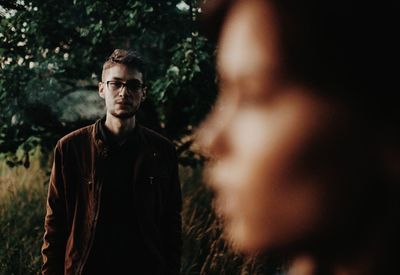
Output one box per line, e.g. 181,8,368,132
0,154,281,274
180,166,282,275
0,152,48,275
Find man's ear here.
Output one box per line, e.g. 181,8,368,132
141,87,147,102
99,82,105,98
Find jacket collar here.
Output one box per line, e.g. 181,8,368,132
93,117,140,156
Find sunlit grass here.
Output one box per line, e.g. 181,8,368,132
0,150,48,275
0,150,48,202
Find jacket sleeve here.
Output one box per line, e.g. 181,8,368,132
163,146,182,275
41,142,68,275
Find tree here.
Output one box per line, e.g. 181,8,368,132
0,0,216,166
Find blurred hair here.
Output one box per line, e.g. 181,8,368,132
201,0,399,135
102,49,146,83
200,2,400,271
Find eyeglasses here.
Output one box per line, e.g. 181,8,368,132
105,79,144,93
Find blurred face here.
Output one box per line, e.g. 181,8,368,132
99,64,146,119
197,0,354,253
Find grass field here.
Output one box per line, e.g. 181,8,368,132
0,151,281,274
0,151,48,275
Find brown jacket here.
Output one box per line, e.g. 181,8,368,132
41,120,182,274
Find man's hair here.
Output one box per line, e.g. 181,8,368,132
102,49,146,83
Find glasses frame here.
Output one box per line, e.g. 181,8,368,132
105,80,144,94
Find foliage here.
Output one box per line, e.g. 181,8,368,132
0,0,216,166
0,1,282,274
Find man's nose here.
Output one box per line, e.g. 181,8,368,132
118,85,129,97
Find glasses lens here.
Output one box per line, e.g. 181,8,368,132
107,81,123,91
106,80,143,93
126,80,142,92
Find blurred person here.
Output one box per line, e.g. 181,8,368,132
41,49,182,275
197,0,400,274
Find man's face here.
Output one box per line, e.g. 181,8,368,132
99,64,146,119
198,0,354,253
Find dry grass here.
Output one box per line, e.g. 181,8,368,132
0,151,48,275
0,154,281,274
0,151,48,202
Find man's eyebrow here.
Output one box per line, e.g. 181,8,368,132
109,77,142,82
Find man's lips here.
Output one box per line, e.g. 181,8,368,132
116,101,132,106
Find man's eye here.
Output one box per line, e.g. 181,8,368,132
110,82,123,88
127,80,142,91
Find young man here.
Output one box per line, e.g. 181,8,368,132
42,49,182,275
198,0,399,274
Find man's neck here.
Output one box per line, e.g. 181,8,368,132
104,114,136,140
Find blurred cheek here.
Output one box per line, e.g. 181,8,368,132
205,93,334,252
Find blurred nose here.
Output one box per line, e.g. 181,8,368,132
196,104,232,159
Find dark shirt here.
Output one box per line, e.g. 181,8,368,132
83,121,147,274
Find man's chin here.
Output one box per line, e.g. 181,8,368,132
111,111,136,120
